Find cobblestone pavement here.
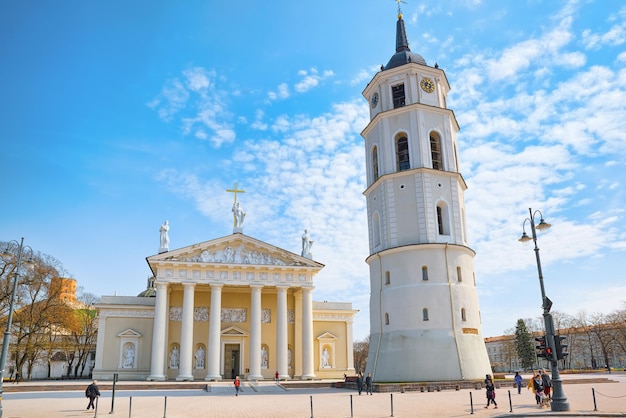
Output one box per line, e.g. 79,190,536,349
2,377,625,417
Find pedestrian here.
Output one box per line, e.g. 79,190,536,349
514,371,523,394
356,373,363,395
234,375,241,396
484,377,498,409
13,371,20,384
275,370,279,383
365,372,373,395
541,369,552,403
85,379,100,410
531,371,545,407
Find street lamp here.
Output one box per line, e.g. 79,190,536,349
0,238,34,418
519,209,570,411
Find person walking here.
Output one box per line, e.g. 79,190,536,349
275,370,279,383
484,377,498,409
365,372,373,395
541,369,552,403
13,371,20,384
85,380,100,410
531,371,545,407
514,371,523,394
356,373,363,395
234,375,241,396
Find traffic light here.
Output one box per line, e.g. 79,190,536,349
535,336,548,358
555,335,568,360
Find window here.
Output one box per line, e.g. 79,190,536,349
392,84,405,108
457,266,462,282
436,202,450,235
385,312,390,325
372,146,379,182
422,308,429,321
385,271,390,285
422,266,428,281
430,132,442,170
396,134,410,171
461,308,467,321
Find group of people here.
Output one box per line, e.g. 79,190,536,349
355,372,373,395
485,369,552,410
527,369,552,407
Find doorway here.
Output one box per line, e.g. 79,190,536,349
224,344,240,379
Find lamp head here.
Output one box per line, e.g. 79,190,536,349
518,232,532,243
536,218,551,231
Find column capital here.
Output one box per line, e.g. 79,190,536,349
210,283,224,289
182,282,197,288
155,281,169,290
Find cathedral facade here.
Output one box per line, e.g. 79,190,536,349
93,222,357,381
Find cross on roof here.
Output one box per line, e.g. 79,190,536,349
226,182,245,204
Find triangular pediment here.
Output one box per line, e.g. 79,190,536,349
117,328,142,338
221,326,248,336
147,233,324,270
317,332,338,341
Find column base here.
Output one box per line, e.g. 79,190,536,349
247,373,263,381
147,375,166,381
302,373,316,380
205,374,222,381
279,374,290,380
176,375,194,381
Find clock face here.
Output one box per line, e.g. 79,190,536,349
420,77,435,93
370,92,379,108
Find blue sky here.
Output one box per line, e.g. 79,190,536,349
2,0,625,341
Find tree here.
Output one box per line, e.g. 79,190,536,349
353,335,369,374
514,319,536,370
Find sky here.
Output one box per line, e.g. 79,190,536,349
1,0,625,341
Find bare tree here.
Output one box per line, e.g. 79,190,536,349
353,335,369,375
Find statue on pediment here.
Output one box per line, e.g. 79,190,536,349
232,202,246,228
159,221,170,253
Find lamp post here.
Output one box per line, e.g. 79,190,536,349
519,209,569,411
0,238,34,418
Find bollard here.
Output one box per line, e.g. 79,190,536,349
470,391,474,415
592,387,597,411
390,393,394,417
163,395,167,418
508,390,512,413
350,394,353,417
310,395,314,418
129,396,132,418
94,396,99,418
110,372,118,414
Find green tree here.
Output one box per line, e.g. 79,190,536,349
514,319,535,370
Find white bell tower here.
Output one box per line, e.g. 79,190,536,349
362,10,491,382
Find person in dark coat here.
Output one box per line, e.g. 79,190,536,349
356,373,363,395
514,371,523,394
541,369,552,402
85,380,100,410
484,377,498,409
365,373,373,395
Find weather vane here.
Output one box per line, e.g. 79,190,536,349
395,0,407,16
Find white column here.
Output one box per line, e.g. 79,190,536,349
93,313,107,371
148,281,169,381
177,282,195,381
248,285,263,380
346,318,355,373
301,287,315,379
294,290,302,378
206,284,223,381
276,286,289,379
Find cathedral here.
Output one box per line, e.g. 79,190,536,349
93,199,357,381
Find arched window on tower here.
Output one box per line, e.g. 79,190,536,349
461,308,467,321
422,266,428,281
396,134,410,171
456,266,462,282
385,312,390,325
385,271,390,285
372,145,379,182
422,308,429,321
436,202,450,235
430,132,443,170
